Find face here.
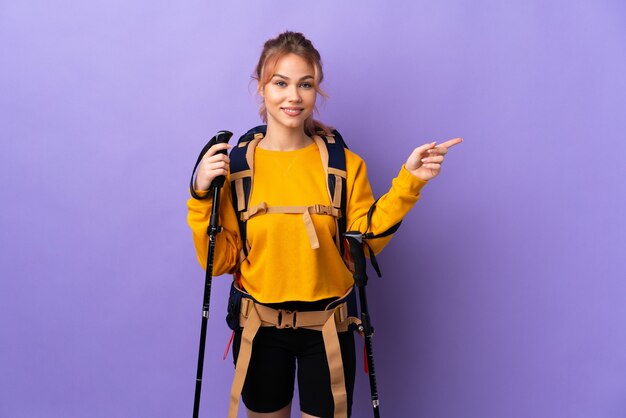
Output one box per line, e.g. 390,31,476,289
261,53,317,132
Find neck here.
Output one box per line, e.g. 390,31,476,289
260,123,312,151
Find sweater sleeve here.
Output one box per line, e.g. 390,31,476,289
186,177,242,275
345,150,428,255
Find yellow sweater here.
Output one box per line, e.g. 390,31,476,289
187,141,427,303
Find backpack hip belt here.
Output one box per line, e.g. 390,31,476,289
228,283,360,418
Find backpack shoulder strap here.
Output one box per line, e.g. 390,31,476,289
229,125,266,260
313,129,349,258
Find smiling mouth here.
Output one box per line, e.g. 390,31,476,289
281,107,304,116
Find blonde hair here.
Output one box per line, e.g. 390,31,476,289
254,31,330,136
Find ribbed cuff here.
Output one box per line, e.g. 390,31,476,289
396,165,428,195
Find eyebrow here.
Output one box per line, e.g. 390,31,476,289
272,73,314,81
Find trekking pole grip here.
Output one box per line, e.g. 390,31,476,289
190,130,233,200
209,130,233,189
344,231,368,287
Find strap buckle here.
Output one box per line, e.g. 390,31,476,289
312,204,334,216
241,298,252,318
276,309,298,329
312,204,323,214
333,302,348,324
241,202,268,221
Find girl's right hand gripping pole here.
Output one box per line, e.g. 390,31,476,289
344,231,381,418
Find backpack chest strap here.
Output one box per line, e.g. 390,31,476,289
241,202,341,249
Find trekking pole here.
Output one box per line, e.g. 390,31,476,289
191,131,233,418
344,231,381,418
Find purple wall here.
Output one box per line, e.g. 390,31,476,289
2,1,625,417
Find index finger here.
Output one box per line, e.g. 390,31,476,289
203,142,232,159
439,137,463,149
209,142,232,153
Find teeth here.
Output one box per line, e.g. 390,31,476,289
283,108,301,114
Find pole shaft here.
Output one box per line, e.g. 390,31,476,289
193,318,208,417
193,187,222,418
358,287,381,417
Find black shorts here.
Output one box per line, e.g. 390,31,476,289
232,299,356,417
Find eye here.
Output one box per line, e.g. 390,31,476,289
299,82,313,89
274,80,287,87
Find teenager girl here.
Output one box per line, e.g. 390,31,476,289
188,31,461,418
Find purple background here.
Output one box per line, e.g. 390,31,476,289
2,1,625,417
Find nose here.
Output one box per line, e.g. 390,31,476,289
287,85,302,103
